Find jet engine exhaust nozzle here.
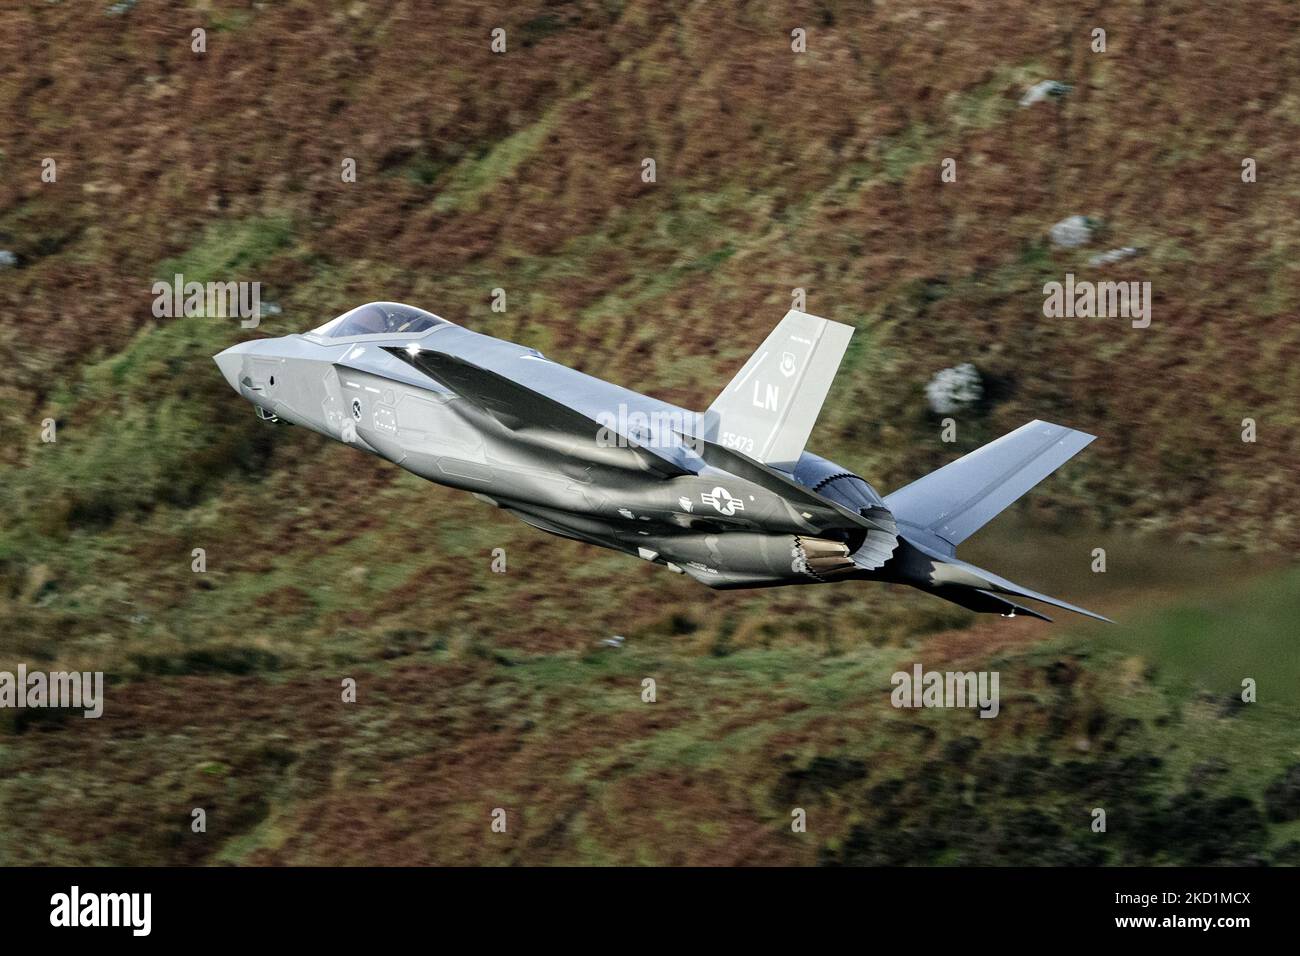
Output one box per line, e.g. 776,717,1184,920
794,536,856,580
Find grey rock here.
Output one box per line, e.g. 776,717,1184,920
925,363,983,415
1088,246,1140,267
1019,80,1072,108
1050,215,1096,249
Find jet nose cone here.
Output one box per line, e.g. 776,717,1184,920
213,343,251,393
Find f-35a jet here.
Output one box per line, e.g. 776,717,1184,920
215,302,1109,622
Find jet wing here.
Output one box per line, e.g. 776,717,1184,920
382,346,692,477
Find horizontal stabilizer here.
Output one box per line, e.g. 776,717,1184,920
886,419,1095,550
926,585,1054,622
969,566,1112,624
704,310,854,471
918,544,1113,623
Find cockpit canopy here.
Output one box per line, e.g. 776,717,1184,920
310,301,449,338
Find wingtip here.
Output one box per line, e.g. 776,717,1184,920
1055,602,1113,624
1028,418,1097,445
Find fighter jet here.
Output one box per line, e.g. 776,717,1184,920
214,302,1109,622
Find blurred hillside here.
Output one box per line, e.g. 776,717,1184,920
0,1,1297,865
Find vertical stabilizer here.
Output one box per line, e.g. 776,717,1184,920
703,310,854,472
